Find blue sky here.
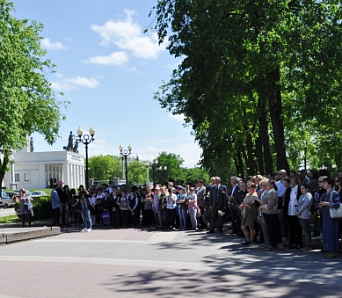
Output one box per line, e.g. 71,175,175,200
12,0,202,168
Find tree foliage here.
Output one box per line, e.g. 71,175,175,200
151,0,342,176
88,155,121,182
0,0,65,185
88,152,210,186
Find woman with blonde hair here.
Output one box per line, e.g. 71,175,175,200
18,189,33,227
240,183,257,245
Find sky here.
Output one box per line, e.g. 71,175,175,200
12,0,202,168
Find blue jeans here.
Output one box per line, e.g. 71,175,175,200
188,207,197,229
81,207,92,230
177,207,187,230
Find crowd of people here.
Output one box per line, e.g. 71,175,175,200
49,168,342,258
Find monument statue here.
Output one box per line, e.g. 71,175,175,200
67,131,73,151
73,139,79,153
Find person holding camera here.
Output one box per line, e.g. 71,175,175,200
78,185,92,232
18,188,33,227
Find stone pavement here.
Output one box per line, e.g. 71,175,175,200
0,226,342,298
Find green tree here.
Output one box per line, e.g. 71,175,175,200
127,160,147,185
88,152,210,186
151,0,342,175
88,155,121,182
153,152,184,183
0,0,64,185
181,167,210,185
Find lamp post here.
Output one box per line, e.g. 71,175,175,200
77,126,95,190
119,144,132,185
9,155,15,189
151,159,158,182
145,161,151,183
158,165,168,182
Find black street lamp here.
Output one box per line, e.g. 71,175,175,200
151,159,158,182
119,144,132,185
158,165,168,182
77,126,95,190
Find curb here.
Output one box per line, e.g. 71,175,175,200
0,226,60,244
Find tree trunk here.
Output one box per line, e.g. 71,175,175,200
235,147,245,179
0,156,9,189
255,136,264,174
258,88,274,175
246,132,256,176
267,67,290,173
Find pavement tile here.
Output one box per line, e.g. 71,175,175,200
0,227,341,297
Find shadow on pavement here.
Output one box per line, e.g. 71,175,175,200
102,230,342,297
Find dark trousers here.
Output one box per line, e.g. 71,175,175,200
111,210,120,227
166,208,176,228
210,207,223,232
263,213,282,247
288,215,302,247
95,207,103,225
120,209,129,227
196,206,205,228
52,208,60,226
230,205,242,235
143,209,154,226
254,222,264,242
129,210,139,227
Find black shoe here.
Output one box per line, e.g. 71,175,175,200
242,241,251,246
207,230,214,234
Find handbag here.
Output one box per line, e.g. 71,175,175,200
329,191,342,218
102,211,111,224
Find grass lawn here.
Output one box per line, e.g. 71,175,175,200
0,215,20,223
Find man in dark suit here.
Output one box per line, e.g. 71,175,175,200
228,176,242,236
208,177,228,233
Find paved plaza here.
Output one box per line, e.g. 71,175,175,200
0,225,341,297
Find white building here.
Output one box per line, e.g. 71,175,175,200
3,139,85,190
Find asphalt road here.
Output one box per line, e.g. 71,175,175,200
0,227,341,298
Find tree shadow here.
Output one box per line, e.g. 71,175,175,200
101,231,342,297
